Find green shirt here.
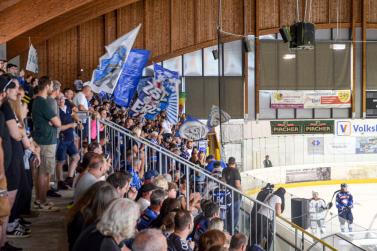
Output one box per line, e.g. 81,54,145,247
32,96,57,145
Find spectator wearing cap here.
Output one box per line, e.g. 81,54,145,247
137,189,167,231
137,183,159,213
222,157,242,233
144,169,159,184
6,64,18,76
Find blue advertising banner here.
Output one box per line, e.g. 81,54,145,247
113,49,150,108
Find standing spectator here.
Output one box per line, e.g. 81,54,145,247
132,229,168,251
106,172,132,198
222,157,242,232
167,210,195,251
73,84,92,138
56,95,79,189
263,155,272,168
32,76,61,210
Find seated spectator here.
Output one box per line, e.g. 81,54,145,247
167,182,178,199
137,183,159,213
153,175,168,190
208,217,224,231
73,155,108,203
193,202,220,243
106,172,132,198
229,233,248,251
73,152,99,188
137,189,167,230
167,210,195,251
132,229,168,251
198,229,226,251
73,198,139,251
66,181,118,251
160,212,176,237
151,198,181,228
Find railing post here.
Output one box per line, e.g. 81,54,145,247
88,114,91,144
185,164,190,210
96,119,100,143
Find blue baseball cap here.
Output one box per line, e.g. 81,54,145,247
144,170,159,180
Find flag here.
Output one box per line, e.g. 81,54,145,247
90,24,141,94
153,64,180,124
113,49,150,108
179,116,209,141
26,44,38,73
179,92,186,114
207,105,231,128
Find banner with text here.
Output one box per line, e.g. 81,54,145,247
270,120,334,135
271,90,351,109
336,119,377,136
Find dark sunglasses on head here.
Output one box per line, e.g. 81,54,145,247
3,79,16,92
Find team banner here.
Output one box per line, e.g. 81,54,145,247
113,49,150,108
179,116,208,141
207,105,231,128
90,24,141,94
26,44,38,73
270,120,334,135
271,90,351,109
154,64,180,124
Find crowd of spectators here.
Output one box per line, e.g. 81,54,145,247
0,61,284,251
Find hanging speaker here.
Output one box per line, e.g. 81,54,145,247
212,49,219,60
243,36,254,53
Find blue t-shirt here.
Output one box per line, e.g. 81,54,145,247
206,160,227,172
59,105,74,141
137,207,158,230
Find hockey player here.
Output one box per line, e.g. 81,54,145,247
336,183,354,232
309,191,328,235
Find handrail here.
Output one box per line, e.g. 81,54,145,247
100,119,276,212
278,215,337,251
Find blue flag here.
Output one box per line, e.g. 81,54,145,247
113,49,150,108
90,24,141,94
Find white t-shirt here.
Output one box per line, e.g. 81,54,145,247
73,92,88,110
161,120,172,134
258,194,282,220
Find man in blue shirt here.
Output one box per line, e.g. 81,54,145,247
206,155,226,173
137,189,166,230
336,183,354,232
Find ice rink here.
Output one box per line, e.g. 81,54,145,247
285,183,377,235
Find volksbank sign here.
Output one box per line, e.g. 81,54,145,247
336,120,377,136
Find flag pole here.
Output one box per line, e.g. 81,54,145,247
217,0,223,160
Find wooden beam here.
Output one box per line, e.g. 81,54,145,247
0,0,98,44
362,0,367,118
6,0,139,59
351,0,356,117
0,0,22,12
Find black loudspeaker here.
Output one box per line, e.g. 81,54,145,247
279,26,291,43
212,49,219,60
289,22,315,50
291,198,310,229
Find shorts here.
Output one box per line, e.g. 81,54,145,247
56,140,79,162
39,144,57,175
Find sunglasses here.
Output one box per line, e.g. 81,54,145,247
3,79,16,92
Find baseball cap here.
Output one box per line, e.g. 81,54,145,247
341,183,348,188
144,170,159,180
228,157,236,165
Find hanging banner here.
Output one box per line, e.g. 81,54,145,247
153,64,180,124
270,120,334,135
207,105,231,128
113,49,150,108
25,44,38,73
307,137,324,155
179,116,208,141
90,24,141,94
303,90,351,108
270,90,351,109
271,91,304,109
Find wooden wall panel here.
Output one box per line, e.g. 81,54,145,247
48,28,78,87
104,11,117,45
355,0,361,23
246,0,255,34
222,0,244,35
329,0,352,23
79,17,105,81
195,0,218,44
259,0,279,29
368,0,377,23
171,0,195,51
145,0,171,57
118,1,144,49
279,0,299,26
311,0,329,24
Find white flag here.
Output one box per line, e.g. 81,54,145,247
90,24,141,94
207,105,231,128
26,44,38,73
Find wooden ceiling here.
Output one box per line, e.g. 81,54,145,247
3,0,376,89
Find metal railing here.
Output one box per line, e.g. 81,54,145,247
98,119,277,250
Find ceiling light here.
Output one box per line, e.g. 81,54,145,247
330,44,346,50
283,54,296,60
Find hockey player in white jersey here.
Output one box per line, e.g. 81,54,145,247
309,191,329,236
